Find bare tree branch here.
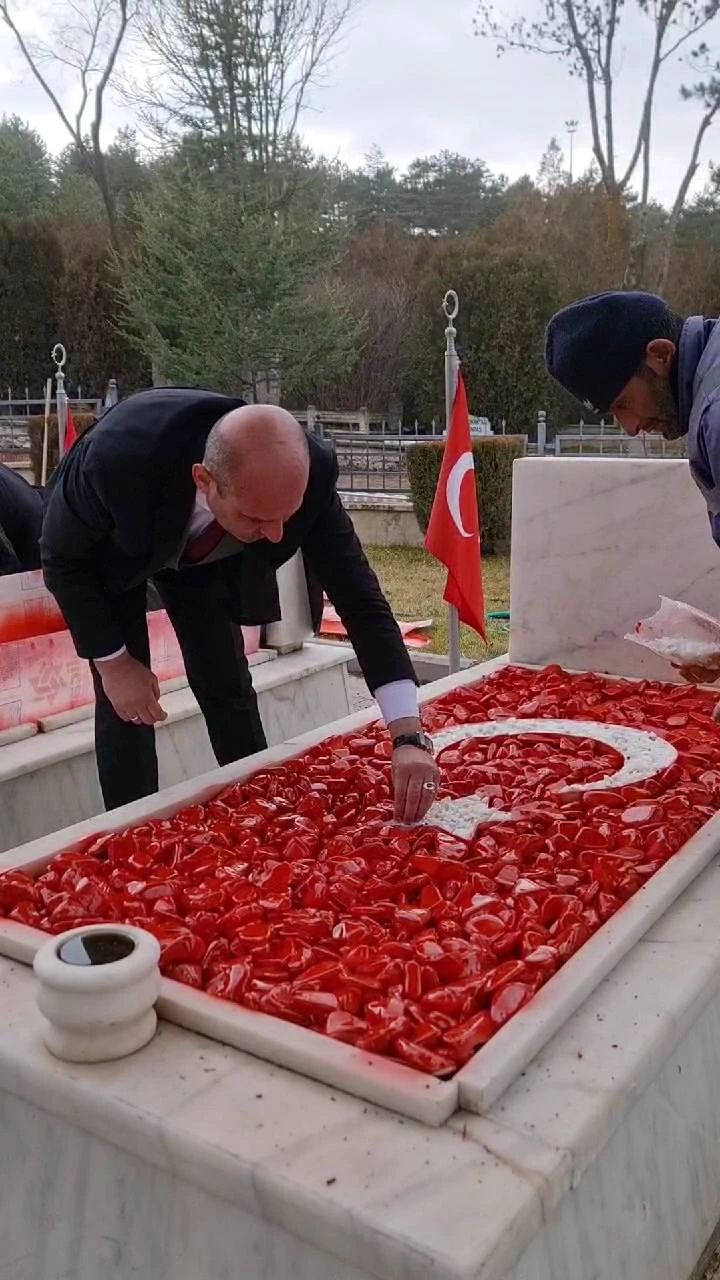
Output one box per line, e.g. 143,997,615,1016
0,3,79,142
0,0,136,254
475,0,720,286
656,75,720,290
131,0,359,175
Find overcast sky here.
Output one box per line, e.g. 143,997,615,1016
0,0,716,206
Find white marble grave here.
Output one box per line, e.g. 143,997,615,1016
1,456,720,1276
510,457,720,679
3,659,720,1133
0,660,720,1277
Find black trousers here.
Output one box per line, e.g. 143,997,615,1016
91,568,267,811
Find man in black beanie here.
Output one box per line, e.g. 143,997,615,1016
545,291,720,545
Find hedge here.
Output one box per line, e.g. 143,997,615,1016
27,412,96,486
407,436,525,555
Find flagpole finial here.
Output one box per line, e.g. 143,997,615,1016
442,289,459,363
51,343,66,372
442,290,459,323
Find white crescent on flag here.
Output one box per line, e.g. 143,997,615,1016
446,451,475,538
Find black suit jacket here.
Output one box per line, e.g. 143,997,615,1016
40,388,416,692
0,464,43,575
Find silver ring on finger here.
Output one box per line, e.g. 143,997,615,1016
131,716,142,724
422,781,437,792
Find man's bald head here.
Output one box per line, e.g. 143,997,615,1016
192,404,310,544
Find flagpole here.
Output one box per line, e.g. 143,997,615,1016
41,377,51,486
51,343,67,459
442,290,461,675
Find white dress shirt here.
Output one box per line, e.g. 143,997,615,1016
94,494,420,726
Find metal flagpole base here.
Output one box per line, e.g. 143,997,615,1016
448,604,461,674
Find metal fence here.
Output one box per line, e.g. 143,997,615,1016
312,418,686,493
0,393,102,419
310,424,532,493
552,419,685,458
0,396,103,462
313,428,418,492
0,420,31,451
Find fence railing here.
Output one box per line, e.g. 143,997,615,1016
0,397,104,458
296,407,400,434
314,429,417,492
0,421,31,451
552,420,685,458
315,417,686,491
1,394,102,420
311,426,530,493
298,411,440,438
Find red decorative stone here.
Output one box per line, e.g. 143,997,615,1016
3,665,720,1076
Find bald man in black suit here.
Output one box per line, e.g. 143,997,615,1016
41,390,440,821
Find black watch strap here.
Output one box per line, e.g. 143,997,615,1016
391,731,434,755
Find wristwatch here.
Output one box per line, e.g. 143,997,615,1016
391,731,435,755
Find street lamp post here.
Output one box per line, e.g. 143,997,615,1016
565,119,579,184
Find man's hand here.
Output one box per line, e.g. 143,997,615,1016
669,661,720,721
388,716,441,826
392,744,440,823
672,660,720,685
95,652,167,726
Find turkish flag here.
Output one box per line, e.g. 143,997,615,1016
425,374,485,639
64,405,78,451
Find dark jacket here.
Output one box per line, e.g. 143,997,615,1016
0,464,44,575
680,316,720,546
40,387,415,692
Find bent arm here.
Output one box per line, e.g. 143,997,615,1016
301,474,417,695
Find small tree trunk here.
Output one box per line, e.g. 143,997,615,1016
655,219,680,297
605,188,627,286
91,149,123,258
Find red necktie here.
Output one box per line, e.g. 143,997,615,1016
181,519,225,565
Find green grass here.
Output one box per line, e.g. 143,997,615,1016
365,546,510,660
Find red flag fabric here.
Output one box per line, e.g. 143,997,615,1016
424,374,485,639
64,405,78,451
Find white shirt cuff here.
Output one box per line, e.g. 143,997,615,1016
94,646,127,663
373,679,419,725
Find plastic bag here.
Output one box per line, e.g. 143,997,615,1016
625,596,720,683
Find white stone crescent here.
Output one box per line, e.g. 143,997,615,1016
426,718,677,840
446,451,475,539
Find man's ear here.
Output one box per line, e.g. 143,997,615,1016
192,462,211,494
645,337,675,378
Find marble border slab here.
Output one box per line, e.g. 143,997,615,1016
35,651,275,734
0,919,456,1126
455,808,720,1113
0,643,352,786
2,655,719,1129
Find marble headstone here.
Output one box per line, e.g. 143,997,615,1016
509,457,720,680
265,553,315,653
